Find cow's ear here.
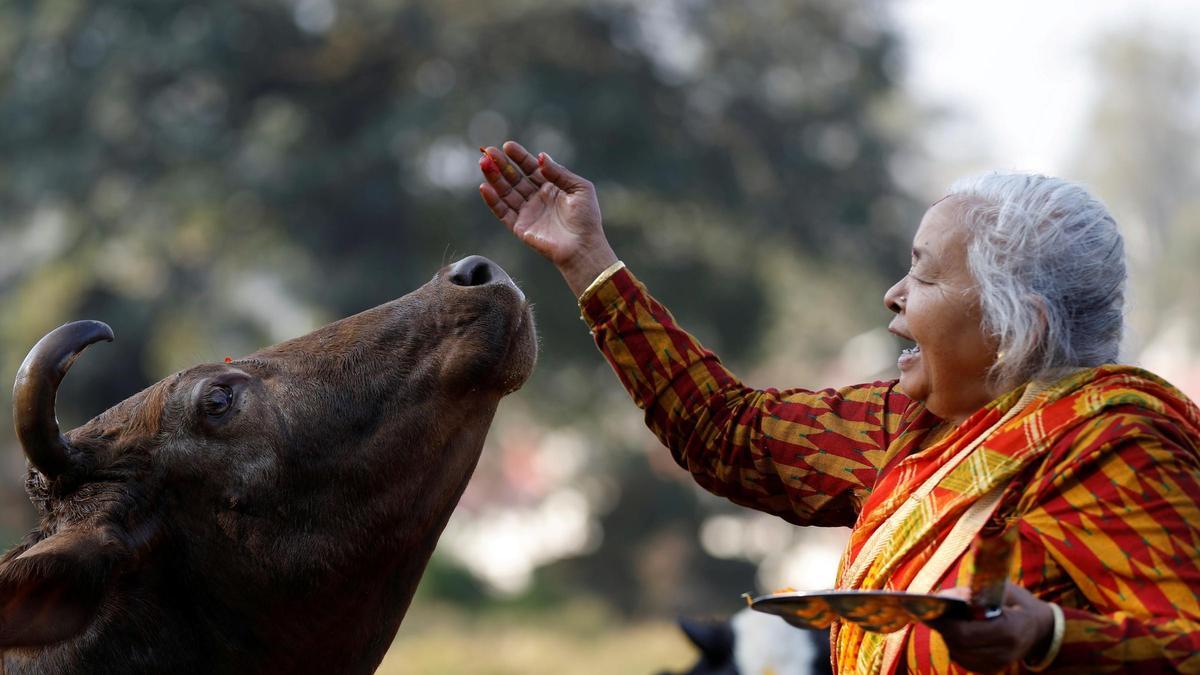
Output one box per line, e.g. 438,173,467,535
0,527,123,647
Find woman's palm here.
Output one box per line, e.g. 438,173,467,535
513,183,599,266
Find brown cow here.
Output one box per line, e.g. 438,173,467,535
2,255,536,674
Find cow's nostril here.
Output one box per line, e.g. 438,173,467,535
467,262,492,286
448,255,504,288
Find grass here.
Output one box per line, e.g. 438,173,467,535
377,598,696,675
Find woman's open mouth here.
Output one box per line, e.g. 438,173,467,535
898,344,921,369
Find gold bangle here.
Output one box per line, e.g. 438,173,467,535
1024,602,1064,672
577,260,626,305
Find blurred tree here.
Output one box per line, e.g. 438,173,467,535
0,0,918,616
535,450,761,617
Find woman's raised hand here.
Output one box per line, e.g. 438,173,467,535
478,141,617,297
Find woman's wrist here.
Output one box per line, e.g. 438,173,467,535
559,244,619,298
1023,602,1064,671
576,260,626,306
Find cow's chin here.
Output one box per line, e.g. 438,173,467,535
443,298,537,398
499,305,537,395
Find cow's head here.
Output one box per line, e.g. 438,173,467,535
1,255,535,670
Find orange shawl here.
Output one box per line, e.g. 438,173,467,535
831,365,1200,674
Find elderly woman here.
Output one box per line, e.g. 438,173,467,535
477,141,1200,674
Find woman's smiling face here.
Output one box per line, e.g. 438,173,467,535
884,198,999,424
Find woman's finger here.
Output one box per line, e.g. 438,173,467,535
479,183,517,229
538,152,592,193
502,141,545,185
479,152,528,210
483,146,539,200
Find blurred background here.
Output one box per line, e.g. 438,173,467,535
1,0,1197,672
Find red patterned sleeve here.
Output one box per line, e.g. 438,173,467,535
1020,412,1200,672
579,266,926,527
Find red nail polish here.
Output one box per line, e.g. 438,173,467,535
480,154,499,173
537,153,545,166
224,356,233,363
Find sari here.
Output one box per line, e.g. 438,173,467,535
581,266,1200,673
832,365,1200,674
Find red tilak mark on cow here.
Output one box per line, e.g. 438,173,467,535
224,357,233,363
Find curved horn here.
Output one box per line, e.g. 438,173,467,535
12,321,114,478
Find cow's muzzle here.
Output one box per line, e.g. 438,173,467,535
446,255,524,303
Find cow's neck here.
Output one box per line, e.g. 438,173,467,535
205,408,496,671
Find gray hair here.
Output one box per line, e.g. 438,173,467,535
947,172,1125,391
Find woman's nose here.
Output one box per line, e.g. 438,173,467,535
884,278,906,314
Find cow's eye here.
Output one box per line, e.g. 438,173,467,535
202,386,234,417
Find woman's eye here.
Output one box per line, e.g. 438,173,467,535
202,386,234,417
908,269,931,285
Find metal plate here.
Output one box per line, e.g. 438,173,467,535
744,589,973,634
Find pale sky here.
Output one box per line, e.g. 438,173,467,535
891,0,1200,188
